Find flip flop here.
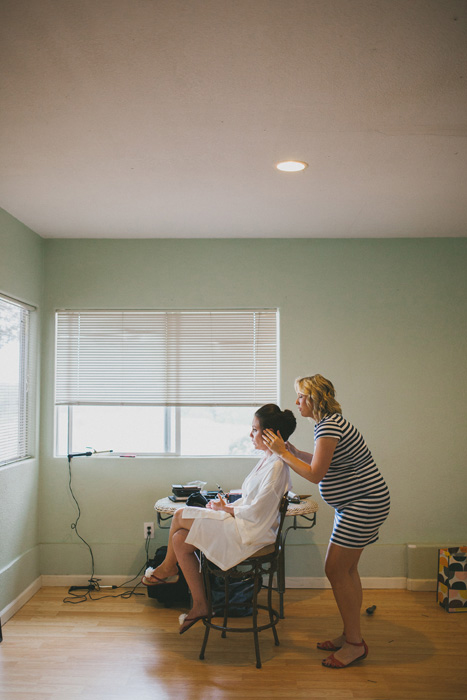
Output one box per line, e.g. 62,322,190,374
178,613,206,635
141,573,179,586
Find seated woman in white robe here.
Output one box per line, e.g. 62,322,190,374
143,404,297,634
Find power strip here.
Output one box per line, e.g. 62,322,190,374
68,585,96,591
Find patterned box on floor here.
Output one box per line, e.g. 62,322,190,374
437,547,467,612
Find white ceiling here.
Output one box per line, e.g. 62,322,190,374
1,0,466,239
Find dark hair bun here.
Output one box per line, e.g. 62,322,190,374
282,409,297,435
255,404,297,441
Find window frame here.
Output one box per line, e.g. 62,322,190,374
0,292,36,467
54,308,279,458
56,404,177,457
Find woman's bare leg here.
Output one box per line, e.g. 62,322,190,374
146,509,195,581
323,543,365,664
172,529,208,619
146,510,208,626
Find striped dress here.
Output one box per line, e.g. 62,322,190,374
315,413,390,549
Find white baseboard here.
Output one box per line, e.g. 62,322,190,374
41,574,431,590
41,574,139,588
407,578,437,592
43,574,410,590
285,576,409,589
1,574,437,627
0,577,42,625
285,577,331,588
361,577,408,589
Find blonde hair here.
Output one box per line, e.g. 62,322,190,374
294,374,342,422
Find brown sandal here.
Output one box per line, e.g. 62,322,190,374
317,639,342,651
322,640,368,668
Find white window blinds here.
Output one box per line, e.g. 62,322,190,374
0,294,35,466
55,310,278,406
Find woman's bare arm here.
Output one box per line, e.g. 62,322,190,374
286,440,314,464
263,430,338,484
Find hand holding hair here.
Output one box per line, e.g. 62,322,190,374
263,429,287,456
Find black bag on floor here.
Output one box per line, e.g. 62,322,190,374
145,545,190,607
210,576,254,617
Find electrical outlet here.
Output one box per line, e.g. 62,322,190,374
144,522,155,539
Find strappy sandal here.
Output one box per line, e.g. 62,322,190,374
317,639,343,651
322,639,368,669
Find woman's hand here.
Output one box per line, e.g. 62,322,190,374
286,440,313,464
285,440,298,456
206,494,235,516
206,496,224,510
264,431,335,483
262,429,287,457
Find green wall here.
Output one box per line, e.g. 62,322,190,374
1,219,466,613
0,209,44,613
39,237,467,582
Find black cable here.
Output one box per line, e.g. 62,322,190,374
63,522,153,604
145,527,151,566
62,456,98,602
64,564,147,604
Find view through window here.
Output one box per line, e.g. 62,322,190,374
0,295,33,466
55,309,278,456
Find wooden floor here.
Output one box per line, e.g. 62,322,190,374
1,586,466,699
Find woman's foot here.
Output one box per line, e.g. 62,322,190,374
322,639,368,668
179,604,209,634
141,564,179,586
317,633,346,651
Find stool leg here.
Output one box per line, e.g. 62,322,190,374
278,538,285,619
221,576,230,638
199,566,212,660
199,622,210,660
268,566,280,646
252,567,262,669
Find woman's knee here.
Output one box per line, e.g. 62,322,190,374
172,528,187,548
325,557,341,584
173,529,197,557
172,509,184,529
325,547,362,584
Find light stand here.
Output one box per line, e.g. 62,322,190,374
67,448,113,593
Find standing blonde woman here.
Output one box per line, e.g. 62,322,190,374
263,374,390,669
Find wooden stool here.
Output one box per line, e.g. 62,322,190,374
199,494,288,668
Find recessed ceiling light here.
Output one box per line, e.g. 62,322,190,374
276,160,308,172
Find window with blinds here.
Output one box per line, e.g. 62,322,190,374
55,309,279,456
0,294,35,467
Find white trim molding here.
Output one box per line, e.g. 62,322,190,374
407,578,437,592
40,575,139,588
0,577,41,625
285,576,409,589
1,574,438,629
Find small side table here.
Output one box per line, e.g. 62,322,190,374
154,496,318,618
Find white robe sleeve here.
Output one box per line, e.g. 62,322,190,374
234,458,290,546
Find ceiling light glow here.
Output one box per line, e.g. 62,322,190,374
276,160,308,172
